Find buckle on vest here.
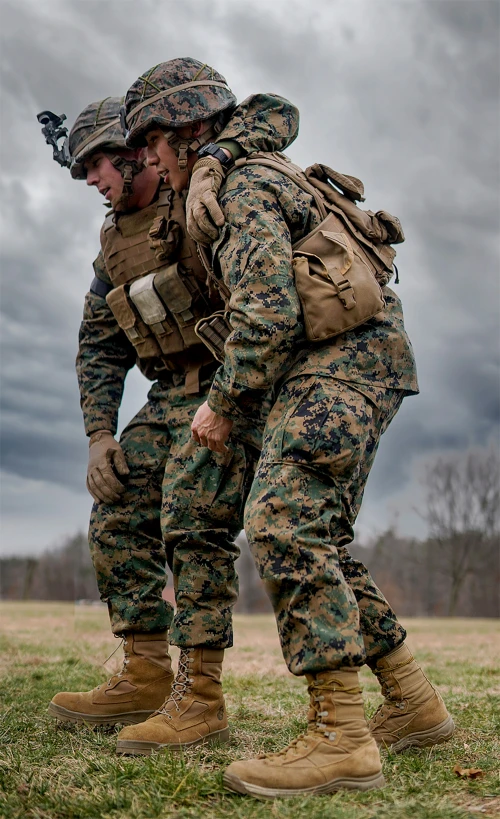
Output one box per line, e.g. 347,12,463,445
149,215,168,240
332,277,356,310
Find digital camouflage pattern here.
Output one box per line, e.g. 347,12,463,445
77,91,301,437
202,158,418,673
214,93,299,156
76,96,299,642
90,375,257,646
244,376,406,675
124,58,237,148
206,163,419,422
77,286,134,436
69,97,126,180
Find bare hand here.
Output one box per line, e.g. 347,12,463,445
191,402,233,453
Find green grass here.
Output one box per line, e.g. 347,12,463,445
0,604,499,818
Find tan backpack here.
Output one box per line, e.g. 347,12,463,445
196,153,404,354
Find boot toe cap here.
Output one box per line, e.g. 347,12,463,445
225,758,276,789
117,715,169,743
50,691,90,713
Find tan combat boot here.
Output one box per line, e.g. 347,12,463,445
115,647,229,754
368,642,455,752
48,631,174,726
223,669,384,799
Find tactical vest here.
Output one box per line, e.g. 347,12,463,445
196,153,405,350
101,184,224,392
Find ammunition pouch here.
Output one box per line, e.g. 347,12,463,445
153,263,200,348
194,311,231,363
100,182,223,392
292,212,385,342
106,285,164,359
107,263,209,360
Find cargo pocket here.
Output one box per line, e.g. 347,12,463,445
276,378,373,485
187,442,250,528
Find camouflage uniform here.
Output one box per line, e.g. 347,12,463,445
205,163,419,673
77,95,299,647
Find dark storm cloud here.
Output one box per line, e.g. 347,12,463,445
1,0,498,552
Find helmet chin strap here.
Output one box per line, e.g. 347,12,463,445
108,154,147,211
162,121,222,172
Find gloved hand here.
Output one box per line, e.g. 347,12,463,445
87,430,130,504
186,157,226,245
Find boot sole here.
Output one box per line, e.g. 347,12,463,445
377,714,456,753
48,702,154,726
223,770,385,799
116,727,230,755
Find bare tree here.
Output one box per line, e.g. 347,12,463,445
420,446,500,615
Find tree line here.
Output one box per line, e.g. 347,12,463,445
2,447,498,617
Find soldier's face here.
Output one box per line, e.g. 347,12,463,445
145,128,189,193
84,152,124,205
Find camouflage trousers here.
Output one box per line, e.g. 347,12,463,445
89,376,257,647
244,374,407,676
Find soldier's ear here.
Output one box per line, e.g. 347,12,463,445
191,122,205,138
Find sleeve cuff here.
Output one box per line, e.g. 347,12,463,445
206,378,242,421
84,420,116,437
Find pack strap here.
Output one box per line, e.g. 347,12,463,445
231,153,398,284
233,153,329,220
196,243,232,304
308,163,366,202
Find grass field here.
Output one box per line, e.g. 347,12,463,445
0,602,499,819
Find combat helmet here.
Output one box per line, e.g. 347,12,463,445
68,97,126,179
123,58,236,170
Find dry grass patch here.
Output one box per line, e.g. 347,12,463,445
0,603,499,819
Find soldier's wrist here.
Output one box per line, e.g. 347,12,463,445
88,429,114,446
215,139,246,162
207,387,240,423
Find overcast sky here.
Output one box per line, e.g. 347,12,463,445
1,0,499,556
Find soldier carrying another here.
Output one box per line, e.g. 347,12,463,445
115,57,455,797
39,85,300,743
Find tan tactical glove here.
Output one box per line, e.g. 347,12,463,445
87,430,130,504
186,157,226,245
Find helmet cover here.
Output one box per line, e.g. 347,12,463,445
124,58,236,148
69,97,126,179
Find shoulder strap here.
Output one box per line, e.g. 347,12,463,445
231,153,401,282
102,211,115,234
156,182,175,216
232,152,329,220
197,243,232,303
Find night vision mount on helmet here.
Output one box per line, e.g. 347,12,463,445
38,97,146,204
37,110,71,169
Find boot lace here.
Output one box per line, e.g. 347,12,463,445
259,677,361,759
308,677,360,741
371,659,412,721
96,634,128,690
257,734,312,761
157,649,194,718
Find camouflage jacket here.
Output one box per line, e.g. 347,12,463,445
76,94,300,436
206,161,419,423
